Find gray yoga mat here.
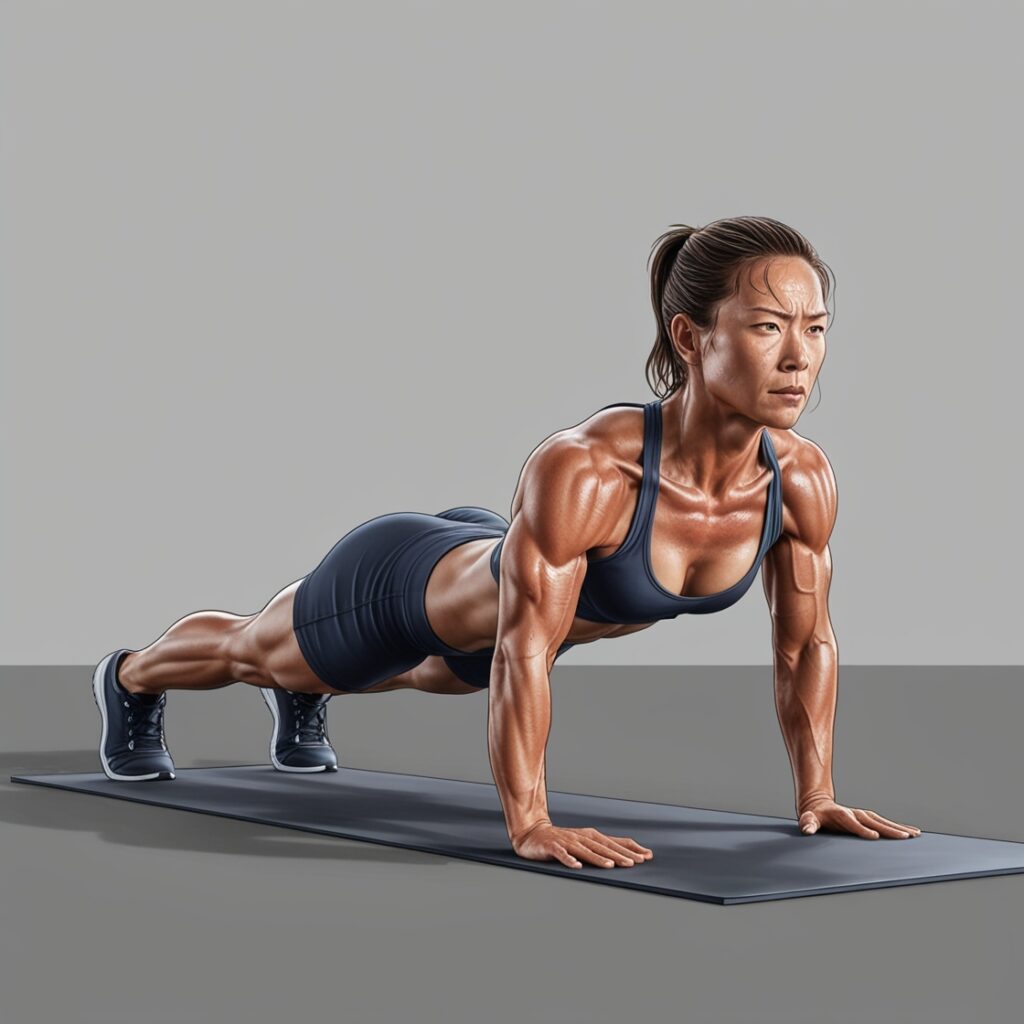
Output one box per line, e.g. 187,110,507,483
12,764,1024,904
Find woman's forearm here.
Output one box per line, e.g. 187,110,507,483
487,650,554,843
773,641,839,812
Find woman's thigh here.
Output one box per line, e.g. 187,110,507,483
236,580,345,694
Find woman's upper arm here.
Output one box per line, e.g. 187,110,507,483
761,438,838,653
494,436,608,664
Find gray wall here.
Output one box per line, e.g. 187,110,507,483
1,0,1020,665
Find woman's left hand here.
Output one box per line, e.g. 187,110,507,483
798,798,922,839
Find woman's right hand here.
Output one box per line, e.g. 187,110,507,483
511,821,654,869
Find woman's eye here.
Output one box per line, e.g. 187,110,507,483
755,322,826,334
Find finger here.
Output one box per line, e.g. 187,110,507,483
856,811,913,835
858,810,913,838
574,839,640,868
862,808,920,832
609,836,655,858
586,835,644,864
554,846,583,869
859,809,917,836
861,810,921,836
567,842,618,868
579,829,643,864
576,839,635,868
842,811,879,839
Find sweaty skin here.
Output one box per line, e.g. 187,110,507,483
119,254,920,868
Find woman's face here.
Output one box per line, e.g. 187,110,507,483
673,255,828,428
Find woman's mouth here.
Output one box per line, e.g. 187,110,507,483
770,387,805,403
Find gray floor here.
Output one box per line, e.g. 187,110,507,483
2,664,1022,1024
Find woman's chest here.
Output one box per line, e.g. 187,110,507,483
590,469,777,601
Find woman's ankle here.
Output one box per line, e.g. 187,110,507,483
117,652,159,696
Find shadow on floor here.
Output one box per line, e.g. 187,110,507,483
2,748,442,866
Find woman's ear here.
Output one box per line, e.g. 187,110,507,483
669,312,702,372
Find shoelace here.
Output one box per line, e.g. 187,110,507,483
124,696,168,751
289,693,330,745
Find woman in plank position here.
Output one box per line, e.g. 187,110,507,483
93,215,920,869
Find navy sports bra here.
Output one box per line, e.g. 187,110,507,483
489,399,785,624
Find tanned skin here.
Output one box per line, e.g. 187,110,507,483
118,254,920,869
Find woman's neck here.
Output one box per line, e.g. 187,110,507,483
659,387,766,497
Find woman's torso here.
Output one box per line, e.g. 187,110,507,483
425,399,790,653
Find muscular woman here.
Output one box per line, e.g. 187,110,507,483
92,215,921,871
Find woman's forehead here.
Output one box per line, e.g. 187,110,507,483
730,257,824,311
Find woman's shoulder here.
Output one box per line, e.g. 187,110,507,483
522,402,645,472
765,427,837,547
507,403,644,524
572,402,647,461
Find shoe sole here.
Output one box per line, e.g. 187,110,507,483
92,651,175,782
261,688,338,773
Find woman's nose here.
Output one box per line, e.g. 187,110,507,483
781,331,811,370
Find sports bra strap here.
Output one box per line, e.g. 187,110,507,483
635,401,661,546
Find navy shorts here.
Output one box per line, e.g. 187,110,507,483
292,507,574,692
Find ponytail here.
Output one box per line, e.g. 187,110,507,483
645,225,701,399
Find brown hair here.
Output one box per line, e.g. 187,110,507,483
645,215,835,399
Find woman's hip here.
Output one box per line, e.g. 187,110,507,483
292,509,507,691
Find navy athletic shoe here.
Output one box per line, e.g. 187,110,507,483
92,649,176,781
261,688,338,772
